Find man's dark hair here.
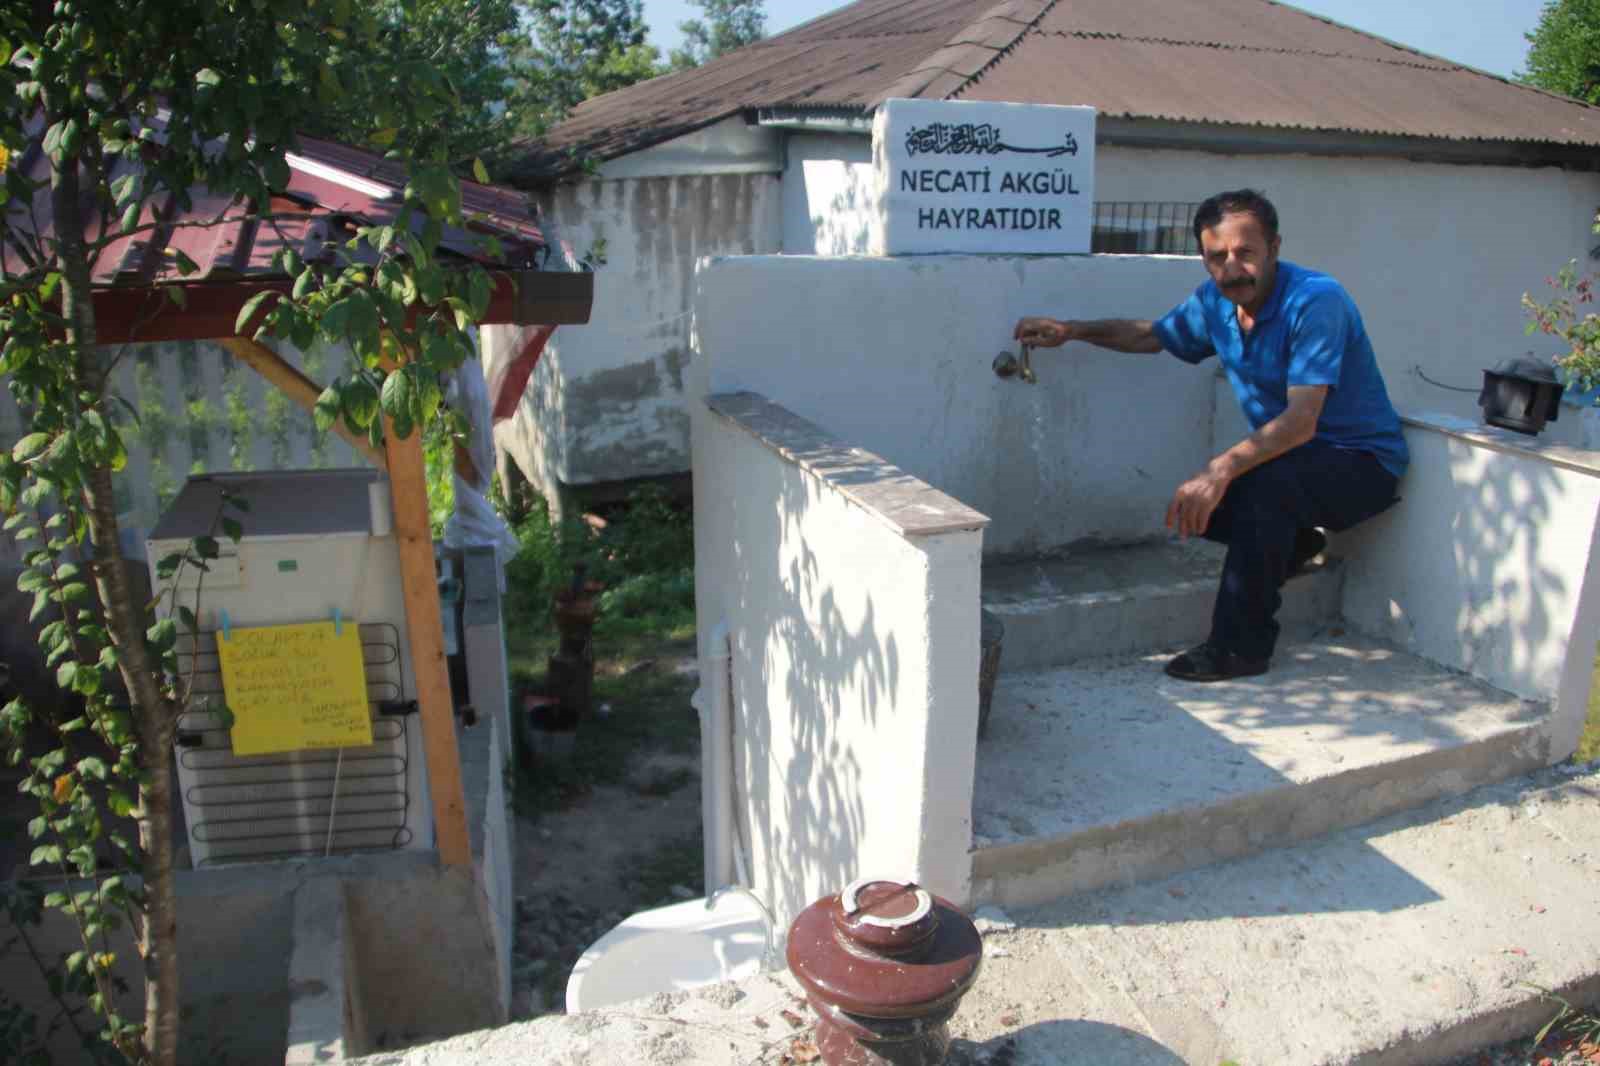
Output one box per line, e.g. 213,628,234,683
1192,189,1279,244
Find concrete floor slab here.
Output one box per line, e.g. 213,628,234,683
972,636,1549,907
350,764,1600,1066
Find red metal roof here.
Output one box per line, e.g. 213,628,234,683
508,0,1600,180
3,124,591,344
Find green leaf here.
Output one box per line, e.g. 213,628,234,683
26,815,45,839
173,250,199,276
380,366,413,418
107,791,133,817
55,661,76,690
16,567,47,593
147,618,177,651
156,552,185,579
472,157,490,184
193,536,219,559
31,844,61,867
58,583,89,604
77,757,107,781
12,432,50,462
120,201,141,234
235,290,276,335
370,127,398,147
314,384,342,431
342,376,380,428
195,68,223,87
40,272,62,301
221,516,243,543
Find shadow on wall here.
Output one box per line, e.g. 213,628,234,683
727,450,908,923
808,161,878,257
1343,425,1581,706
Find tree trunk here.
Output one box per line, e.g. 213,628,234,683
50,136,181,1066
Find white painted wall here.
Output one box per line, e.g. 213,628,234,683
781,132,877,256
492,172,784,497
1341,416,1600,759
690,394,982,926
781,131,1600,436
694,253,1211,556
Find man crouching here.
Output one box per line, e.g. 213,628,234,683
1014,189,1407,681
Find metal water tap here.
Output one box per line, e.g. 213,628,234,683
707,884,780,970
992,343,1037,384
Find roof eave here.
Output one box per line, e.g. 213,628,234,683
1097,117,1600,170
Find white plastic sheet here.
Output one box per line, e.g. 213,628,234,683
442,352,519,591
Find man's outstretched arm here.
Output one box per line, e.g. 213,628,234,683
1013,317,1164,353
1166,385,1329,538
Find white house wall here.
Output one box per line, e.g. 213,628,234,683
507,124,1599,494
781,132,880,256
494,172,783,495
694,253,1208,557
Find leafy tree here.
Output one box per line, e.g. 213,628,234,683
668,0,766,71
298,0,539,169
1520,0,1600,103
0,2,497,1062
519,0,665,120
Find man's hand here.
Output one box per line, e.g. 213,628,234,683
1014,317,1073,348
1166,466,1230,539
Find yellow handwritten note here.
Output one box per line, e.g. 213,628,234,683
215,621,373,756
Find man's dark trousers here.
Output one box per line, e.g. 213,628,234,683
1202,440,1399,661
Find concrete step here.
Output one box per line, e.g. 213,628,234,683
970,633,1549,911
980,539,1343,671
955,761,1600,1065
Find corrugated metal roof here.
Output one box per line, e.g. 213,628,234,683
2,132,549,289
1,123,594,343
508,0,1600,180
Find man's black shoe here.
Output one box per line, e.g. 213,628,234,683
1289,527,1327,576
1164,643,1269,682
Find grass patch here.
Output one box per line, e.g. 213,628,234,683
501,484,700,818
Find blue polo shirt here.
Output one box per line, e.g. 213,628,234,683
1153,261,1408,477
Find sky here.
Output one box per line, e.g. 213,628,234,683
642,0,1546,80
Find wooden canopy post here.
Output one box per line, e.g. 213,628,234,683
383,418,472,868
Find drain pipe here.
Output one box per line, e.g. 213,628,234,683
694,623,737,894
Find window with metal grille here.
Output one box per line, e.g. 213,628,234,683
1092,202,1201,255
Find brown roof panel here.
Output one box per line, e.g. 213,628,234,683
1037,0,1454,67
511,0,1600,180
960,35,1600,145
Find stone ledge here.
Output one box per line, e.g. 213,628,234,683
1402,410,1600,477
706,390,990,539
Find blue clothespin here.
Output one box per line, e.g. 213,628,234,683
333,608,342,636
220,609,231,642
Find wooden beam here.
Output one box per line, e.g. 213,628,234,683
218,338,389,472
383,417,472,868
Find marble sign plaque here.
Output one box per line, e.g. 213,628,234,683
874,98,1096,255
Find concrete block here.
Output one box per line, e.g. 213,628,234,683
285,877,354,1064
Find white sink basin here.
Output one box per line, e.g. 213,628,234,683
565,892,770,1012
